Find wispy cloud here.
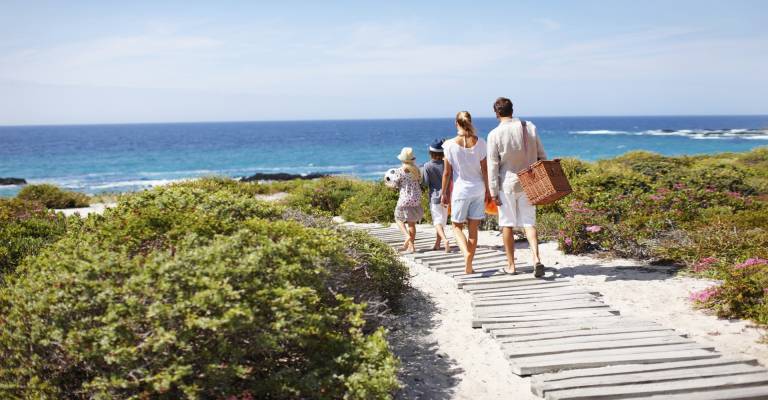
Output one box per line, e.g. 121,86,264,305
534,18,561,31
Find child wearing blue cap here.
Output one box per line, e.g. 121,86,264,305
421,138,451,252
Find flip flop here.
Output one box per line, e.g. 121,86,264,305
501,268,518,275
534,262,545,278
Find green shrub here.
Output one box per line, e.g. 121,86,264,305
286,177,366,215
17,184,90,209
0,198,70,278
340,182,399,223
0,179,403,399
691,259,768,327
0,224,399,399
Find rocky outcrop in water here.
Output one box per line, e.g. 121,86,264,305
239,172,330,182
0,177,26,185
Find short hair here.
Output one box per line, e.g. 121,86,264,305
429,151,444,160
493,97,513,117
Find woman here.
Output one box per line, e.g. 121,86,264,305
440,111,491,274
392,147,424,253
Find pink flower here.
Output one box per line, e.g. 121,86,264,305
692,257,718,273
657,188,671,195
689,286,719,303
673,182,686,190
727,191,743,199
585,225,602,233
734,258,768,270
649,194,664,202
705,187,717,193
564,237,573,246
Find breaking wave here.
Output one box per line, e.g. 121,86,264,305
571,128,768,140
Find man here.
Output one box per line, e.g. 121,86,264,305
486,97,547,278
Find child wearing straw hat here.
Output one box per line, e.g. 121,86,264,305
392,147,424,252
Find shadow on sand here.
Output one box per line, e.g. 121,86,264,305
383,286,463,400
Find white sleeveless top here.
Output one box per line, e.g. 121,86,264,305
443,137,487,200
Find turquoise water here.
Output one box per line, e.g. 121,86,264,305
1,115,767,197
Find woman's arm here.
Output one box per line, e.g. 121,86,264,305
441,159,452,206
480,158,491,203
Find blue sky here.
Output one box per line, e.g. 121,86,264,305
0,0,766,124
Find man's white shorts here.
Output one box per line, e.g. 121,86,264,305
498,191,536,228
429,203,449,226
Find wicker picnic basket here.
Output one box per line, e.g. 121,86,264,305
517,159,572,205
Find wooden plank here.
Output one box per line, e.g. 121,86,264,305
422,252,500,266
474,302,610,318
473,309,619,328
462,278,563,292
471,283,578,296
510,346,719,376
458,273,540,286
483,316,629,333
545,371,768,400
433,257,508,270
504,336,695,359
537,363,765,397
413,249,491,261
496,325,671,342
627,385,768,400
474,293,598,307
493,324,672,345
473,289,597,301
532,358,759,386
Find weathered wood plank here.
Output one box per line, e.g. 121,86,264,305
510,346,719,376
545,371,768,400
504,336,695,359
483,316,629,333
536,363,765,397
473,309,619,328
471,283,582,298
433,257,509,271
473,289,597,302
461,277,560,291
627,384,768,400
474,293,598,307
474,303,610,318
499,328,677,345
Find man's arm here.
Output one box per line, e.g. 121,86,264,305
486,133,502,200
480,157,491,203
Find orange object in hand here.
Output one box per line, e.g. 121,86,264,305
485,198,498,215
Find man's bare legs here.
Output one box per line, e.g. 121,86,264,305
524,226,541,264
501,226,516,273
433,224,451,252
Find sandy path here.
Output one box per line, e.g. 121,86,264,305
381,224,767,399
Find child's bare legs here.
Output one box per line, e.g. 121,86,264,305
433,224,450,252
407,222,417,252
396,220,410,250
502,227,516,273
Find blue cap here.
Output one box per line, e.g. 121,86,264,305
429,138,444,153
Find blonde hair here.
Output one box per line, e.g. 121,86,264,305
456,111,476,137
401,160,421,181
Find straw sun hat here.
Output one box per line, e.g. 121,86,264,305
397,147,416,163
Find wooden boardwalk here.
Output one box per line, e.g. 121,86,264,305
357,224,768,399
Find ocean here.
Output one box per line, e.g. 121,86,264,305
1,115,767,197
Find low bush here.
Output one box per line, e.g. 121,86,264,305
0,178,404,398
340,182,399,223
16,184,90,209
286,176,366,215
0,198,70,278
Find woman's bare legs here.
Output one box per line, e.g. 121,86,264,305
452,222,477,274
466,219,481,273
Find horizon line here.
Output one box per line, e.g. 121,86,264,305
2,113,768,128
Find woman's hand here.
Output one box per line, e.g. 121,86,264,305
493,195,503,206
440,193,449,206
485,189,492,204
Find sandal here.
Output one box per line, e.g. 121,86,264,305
534,262,545,278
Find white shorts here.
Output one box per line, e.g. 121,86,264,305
498,191,536,228
429,203,448,226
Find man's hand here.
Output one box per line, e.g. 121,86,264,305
493,195,503,206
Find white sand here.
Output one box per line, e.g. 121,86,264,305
55,202,116,217
381,224,767,399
